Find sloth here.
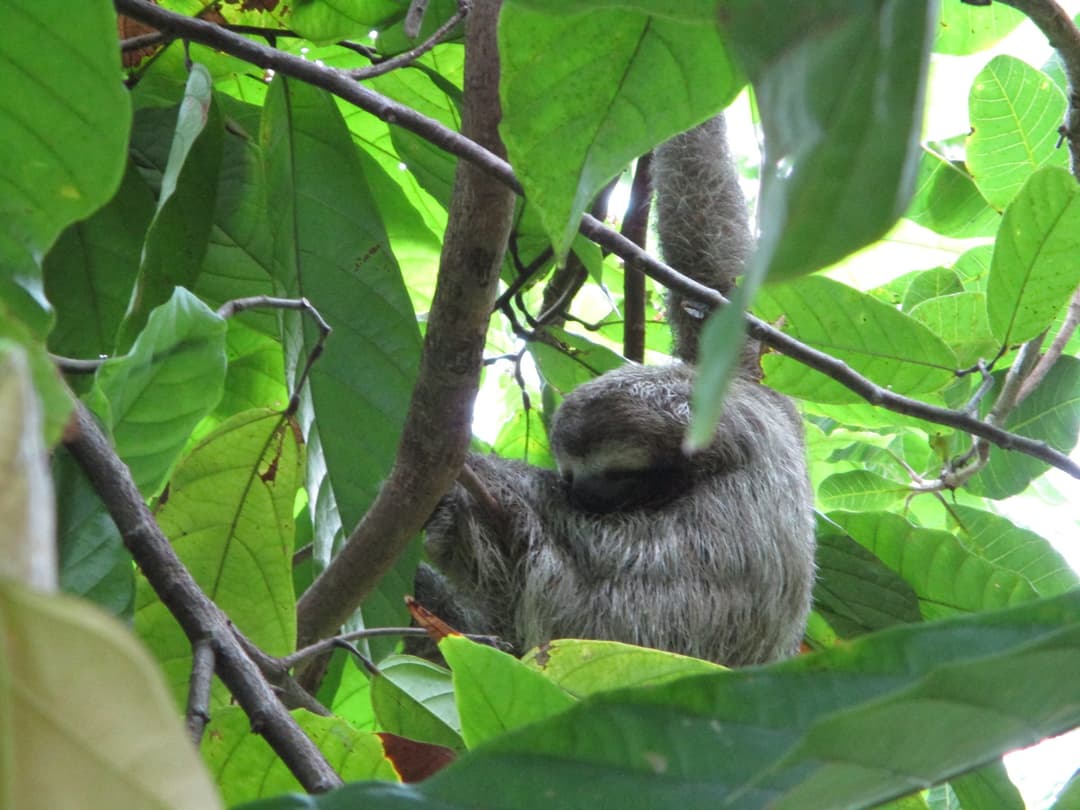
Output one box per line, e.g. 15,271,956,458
416,115,816,667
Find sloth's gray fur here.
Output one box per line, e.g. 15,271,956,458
418,113,816,667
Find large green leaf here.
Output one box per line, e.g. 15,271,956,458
951,506,1079,598
755,275,957,404
934,2,1025,54
0,0,130,333
908,291,997,367
261,77,422,651
813,518,922,639
194,97,278,338
135,409,302,704
118,65,224,350
0,582,222,810
236,590,1080,810
86,288,228,497
967,55,1067,211
723,0,935,281
522,639,724,696
288,0,401,43
830,510,1040,621
499,3,740,257
201,706,395,807
906,148,999,238
442,636,576,749
53,451,133,618
504,0,717,20
370,654,462,751
986,167,1080,345
43,161,155,358
367,53,463,209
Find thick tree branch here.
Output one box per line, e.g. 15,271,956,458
294,0,515,647
63,402,341,793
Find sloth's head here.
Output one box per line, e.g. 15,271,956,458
549,364,696,514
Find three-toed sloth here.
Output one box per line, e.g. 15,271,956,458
418,115,816,667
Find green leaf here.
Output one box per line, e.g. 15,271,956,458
814,517,922,638
522,639,724,696
53,451,133,618
934,2,1025,54
87,288,228,497
368,53,463,208
950,761,1025,810
492,407,554,468
818,470,910,512
44,161,155,358
194,99,278,337
972,357,1080,499
755,275,957,403
900,267,965,311
118,66,225,350
201,706,396,806
261,77,421,650
288,0,401,43
441,635,576,749
951,506,1079,598
529,328,626,397
687,280,755,451
504,0,718,20
237,590,1080,810
0,582,222,809
723,0,935,280
908,292,997,367
987,166,1080,345
0,0,130,332
906,148,999,238
830,510,1040,620
371,654,463,750
136,409,302,704
967,55,1067,210
499,4,740,257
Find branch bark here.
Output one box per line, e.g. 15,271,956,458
63,403,341,793
294,0,515,647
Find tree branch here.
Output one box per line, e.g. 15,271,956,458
621,153,654,362
63,402,342,793
294,0,516,649
348,1,468,80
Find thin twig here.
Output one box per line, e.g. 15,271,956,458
349,1,469,80
50,354,106,374
621,153,654,362
186,639,215,745
121,31,168,51
405,0,432,38
216,296,332,416
1017,286,1080,404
